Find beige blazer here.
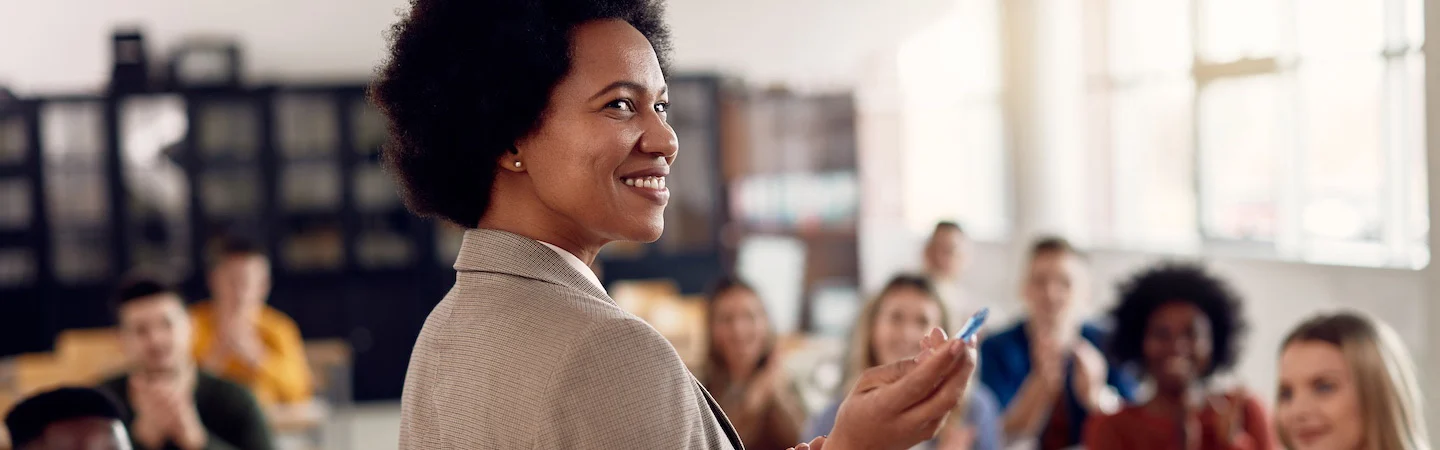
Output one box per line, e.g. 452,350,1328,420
399,229,744,449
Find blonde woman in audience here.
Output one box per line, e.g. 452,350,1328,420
1275,312,1429,450
806,275,1003,450
700,277,805,450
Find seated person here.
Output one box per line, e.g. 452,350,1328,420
4,387,130,450
806,274,1003,450
697,277,804,450
100,277,275,450
979,237,1138,449
191,237,312,405
1085,263,1275,449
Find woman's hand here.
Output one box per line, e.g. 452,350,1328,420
823,328,978,450
787,435,827,450
1205,390,1248,447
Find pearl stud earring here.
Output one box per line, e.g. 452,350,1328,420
513,161,522,168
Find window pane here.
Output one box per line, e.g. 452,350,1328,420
42,102,104,159
1197,0,1283,62
897,0,1002,101
201,169,261,217
281,162,340,211
1110,80,1198,248
358,217,415,269
0,116,25,164
1402,53,1427,254
0,249,34,287
900,105,1007,239
1299,59,1383,241
283,223,343,271
198,101,258,160
1199,74,1288,241
355,165,401,212
1107,0,1191,77
274,94,338,158
351,103,388,157
1296,0,1384,57
0,180,30,230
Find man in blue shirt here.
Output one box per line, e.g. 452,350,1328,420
979,237,1138,449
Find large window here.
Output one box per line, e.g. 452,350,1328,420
895,0,1008,240
1089,0,1427,268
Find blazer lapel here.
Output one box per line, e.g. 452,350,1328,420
695,378,745,450
452,228,612,303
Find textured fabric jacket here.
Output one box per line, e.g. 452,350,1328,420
399,229,743,449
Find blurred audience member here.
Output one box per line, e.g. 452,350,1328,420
1085,264,1274,449
806,275,1002,450
4,387,129,450
699,277,804,450
190,237,312,405
1275,312,1429,450
979,237,1137,449
101,277,275,450
923,222,1005,328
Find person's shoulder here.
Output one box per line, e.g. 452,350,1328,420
1081,320,1113,339
188,300,216,320
96,374,130,403
197,370,262,404
967,382,1000,409
979,321,1026,351
562,314,674,362
258,305,301,334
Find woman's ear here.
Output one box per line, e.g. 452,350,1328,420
502,147,524,172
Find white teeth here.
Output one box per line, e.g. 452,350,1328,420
622,176,666,189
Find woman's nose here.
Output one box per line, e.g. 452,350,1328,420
638,114,678,161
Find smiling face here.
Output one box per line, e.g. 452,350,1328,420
1142,301,1213,393
1276,340,1366,450
870,287,945,367
709,287,770,377
1022,250,1088,334
505,19,678,247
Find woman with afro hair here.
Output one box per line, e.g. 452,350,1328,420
1084,263,1275,450
371,0,980,448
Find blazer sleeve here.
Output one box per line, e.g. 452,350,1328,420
532,316,714,449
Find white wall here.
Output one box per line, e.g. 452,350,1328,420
0,0,950,94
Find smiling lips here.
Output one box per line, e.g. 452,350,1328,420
622,175,667,190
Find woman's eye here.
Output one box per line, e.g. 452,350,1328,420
608,99,635,112
654,102,669,113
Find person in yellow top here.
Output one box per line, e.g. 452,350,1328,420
191,237,314,406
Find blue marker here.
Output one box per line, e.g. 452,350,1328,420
956,307,989,341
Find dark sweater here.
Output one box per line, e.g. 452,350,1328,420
99,371,275,450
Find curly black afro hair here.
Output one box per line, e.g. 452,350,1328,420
1107,262,1248,378
369,0,672,227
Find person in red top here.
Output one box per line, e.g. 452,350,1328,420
1085,263,1276,450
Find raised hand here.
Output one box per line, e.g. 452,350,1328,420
1071,339,1111,412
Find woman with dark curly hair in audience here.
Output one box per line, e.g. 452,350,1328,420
1084,263,1275,449
372,0,979,448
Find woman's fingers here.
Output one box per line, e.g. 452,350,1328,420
903,340,977,423
883,338,967,410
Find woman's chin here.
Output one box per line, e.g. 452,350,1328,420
620,219,664,243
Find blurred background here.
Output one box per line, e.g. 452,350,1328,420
1,0,1438,448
